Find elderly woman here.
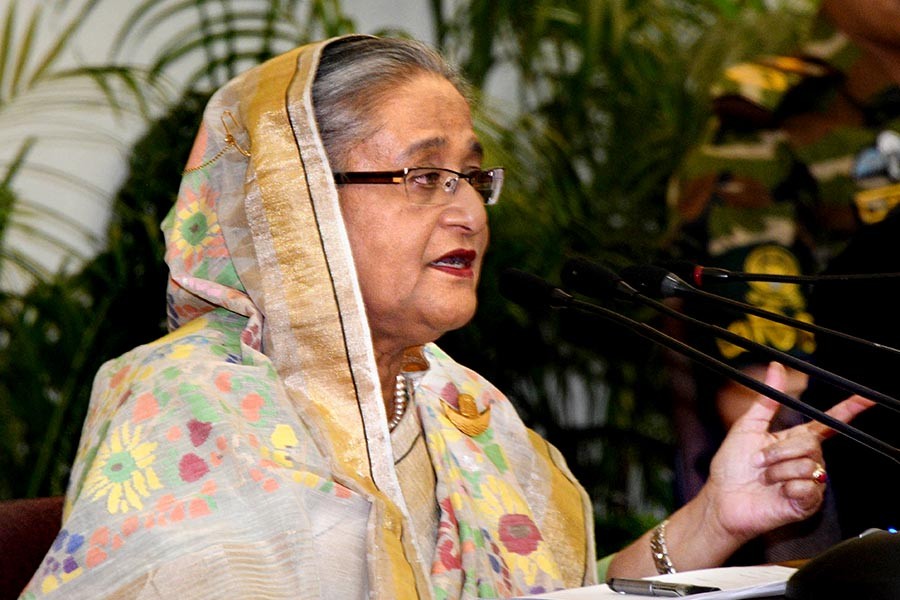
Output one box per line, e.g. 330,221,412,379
22,36,869,599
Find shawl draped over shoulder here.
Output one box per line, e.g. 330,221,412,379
21,36,596,600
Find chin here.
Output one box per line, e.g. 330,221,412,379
426,303,477,339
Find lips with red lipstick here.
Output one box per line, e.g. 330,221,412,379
429,249,477,277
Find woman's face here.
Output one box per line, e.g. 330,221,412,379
338,73,490,352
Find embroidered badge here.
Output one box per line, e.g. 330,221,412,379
443,393,491,437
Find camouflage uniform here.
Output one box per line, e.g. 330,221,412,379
668,16,900,559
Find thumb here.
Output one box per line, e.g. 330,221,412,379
733,362,785,433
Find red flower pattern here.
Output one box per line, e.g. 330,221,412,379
498,513,542,556
178,453,209,482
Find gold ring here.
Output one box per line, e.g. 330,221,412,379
812,466,828,485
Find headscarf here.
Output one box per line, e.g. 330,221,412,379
21,36,595,599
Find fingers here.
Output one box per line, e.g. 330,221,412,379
760,456,822,486
807,394,876,440
761,457,828,516
736,362,785,433
766,393,871,517
753,426,822,468
781,477,826,515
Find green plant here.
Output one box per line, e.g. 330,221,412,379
0,0,171,289
0,0,357,498
0,0,174,497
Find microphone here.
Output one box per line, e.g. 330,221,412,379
500,267,900,464
619,263,900,358
660,259,900,286
551,263,900,599
560,257,900,414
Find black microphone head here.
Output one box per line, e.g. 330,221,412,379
561,257,636,300
620,264,691,298
498,268,570,312
655,259,697,282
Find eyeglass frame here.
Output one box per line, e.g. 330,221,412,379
332,166,504,206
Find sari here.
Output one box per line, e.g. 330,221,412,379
21,36,596,599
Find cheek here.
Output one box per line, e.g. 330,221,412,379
345,221,389,282
342,208,423,298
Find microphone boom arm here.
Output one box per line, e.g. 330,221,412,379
665,274,900,359
565,296,900,465
631,291,900,414
499,266,900,464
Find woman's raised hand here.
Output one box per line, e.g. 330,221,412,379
704,362,874,544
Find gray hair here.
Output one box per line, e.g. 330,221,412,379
311,36,471,170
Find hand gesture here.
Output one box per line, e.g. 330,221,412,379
704,362,873,543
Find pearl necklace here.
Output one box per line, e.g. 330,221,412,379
389,374,409,431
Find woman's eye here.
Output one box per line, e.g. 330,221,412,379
409,169,443,187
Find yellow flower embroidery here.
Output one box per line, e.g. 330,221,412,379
170,191,220,268
480,475,561,581
270,424,298,467
83,422,162,514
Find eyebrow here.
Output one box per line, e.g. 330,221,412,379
397,137,484,164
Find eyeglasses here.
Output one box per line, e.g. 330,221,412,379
332,166,504,206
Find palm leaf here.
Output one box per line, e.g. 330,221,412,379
0,1,174,292
0,0,364,500
111,0,356,91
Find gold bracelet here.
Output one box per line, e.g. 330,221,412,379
650,519,676,574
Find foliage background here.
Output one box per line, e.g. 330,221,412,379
0,0,818,557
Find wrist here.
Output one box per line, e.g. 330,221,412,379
664,490,749,571
650,519,676,574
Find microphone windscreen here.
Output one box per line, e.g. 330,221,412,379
560,257,622,299
620,264,677,297
498,268,567,312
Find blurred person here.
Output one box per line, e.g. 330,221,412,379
667,0,900,562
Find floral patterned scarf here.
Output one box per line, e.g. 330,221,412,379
21,36,595,600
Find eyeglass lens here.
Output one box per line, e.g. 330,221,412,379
404,168,502,205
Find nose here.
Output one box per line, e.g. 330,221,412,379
441,178,488,234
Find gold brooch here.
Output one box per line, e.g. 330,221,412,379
444,393,490,437
182,111,251,174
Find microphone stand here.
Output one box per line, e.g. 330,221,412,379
622,291,900,414
498,268,900,465
659,259,900,285
563,295,900,464
622,266,900,359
